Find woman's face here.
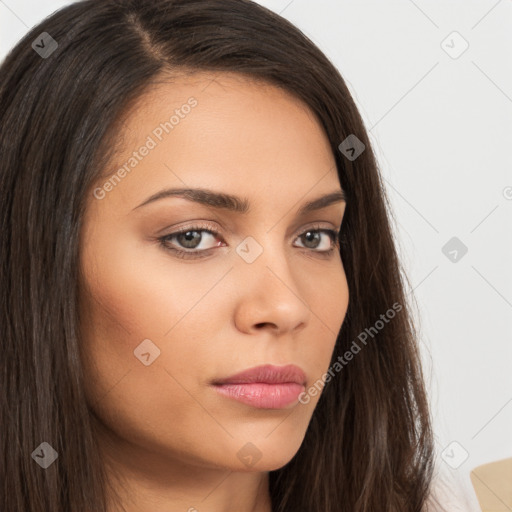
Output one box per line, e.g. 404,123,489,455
78,71,349,478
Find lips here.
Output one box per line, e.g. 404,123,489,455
212,363,306,385
211,364,307,409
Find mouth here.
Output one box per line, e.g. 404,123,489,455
211,364,306,409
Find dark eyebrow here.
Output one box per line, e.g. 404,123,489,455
132,187,346,215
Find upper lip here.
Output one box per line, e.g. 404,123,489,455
212,364,306,386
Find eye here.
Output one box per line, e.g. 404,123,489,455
158,222,340,260
159,220,223,252
295,228,338,252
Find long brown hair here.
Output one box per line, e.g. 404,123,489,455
0,1,440,510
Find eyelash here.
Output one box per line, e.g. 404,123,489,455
157,222,340,260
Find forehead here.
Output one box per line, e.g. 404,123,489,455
93,70,340,212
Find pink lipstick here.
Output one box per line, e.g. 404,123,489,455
211,364,306,409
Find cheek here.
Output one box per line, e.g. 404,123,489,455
321,261,349,335
301,258,349,374
78,263,230,468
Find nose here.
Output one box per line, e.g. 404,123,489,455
232,246,311,337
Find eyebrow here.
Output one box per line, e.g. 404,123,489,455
132,187,346,216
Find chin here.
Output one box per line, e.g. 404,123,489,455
226,435,305,473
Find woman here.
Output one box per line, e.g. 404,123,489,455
0,0,480,510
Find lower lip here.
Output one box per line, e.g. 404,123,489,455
213,382,305,409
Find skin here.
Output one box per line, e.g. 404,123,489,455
78,71,349,512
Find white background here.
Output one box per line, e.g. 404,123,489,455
1,0,511,506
